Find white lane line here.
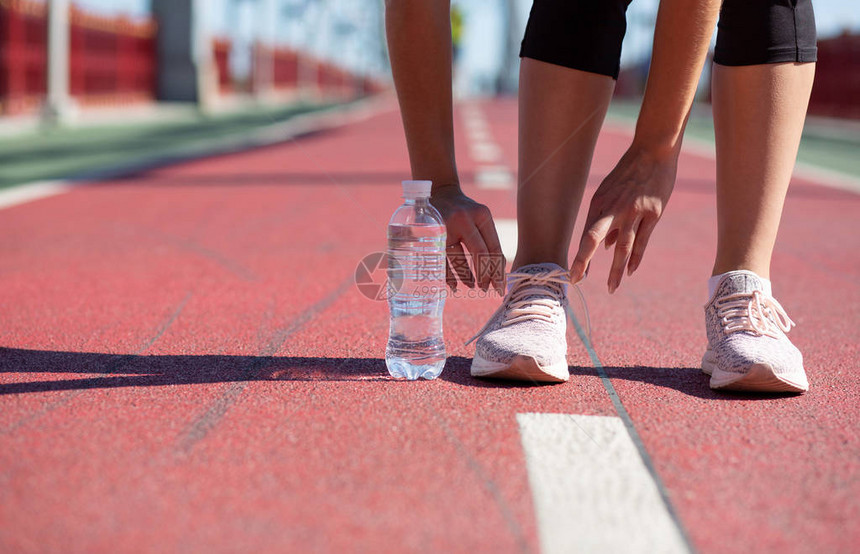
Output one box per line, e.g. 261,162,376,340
460,105,483,118
463,113,487,127
460,105,504,164
0,180,72,210
680,135,860,195
465,124,489,139
0,96,398,212
475,165,514,190
517,413,689,554
791,164,860,194
605,116,860,195
470,142,503,163
467,128,493,143
494,218,517,263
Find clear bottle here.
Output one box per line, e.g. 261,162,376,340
385,180,447,380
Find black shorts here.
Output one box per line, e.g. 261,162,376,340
520,0,818,80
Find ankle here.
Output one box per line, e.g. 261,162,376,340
512,255,568,272
711,262,770,281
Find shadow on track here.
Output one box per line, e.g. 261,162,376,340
441,356,599,388
0,348,387,394
585,365,803,400
0,349,794,398
0,349,581,394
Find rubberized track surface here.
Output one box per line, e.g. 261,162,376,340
1,99,858,553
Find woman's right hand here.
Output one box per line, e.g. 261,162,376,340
430,184,505,292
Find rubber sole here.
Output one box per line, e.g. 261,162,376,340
471,353,569,383
702,349,808,393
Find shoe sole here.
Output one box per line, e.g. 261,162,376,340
701,349,808,393
471,353,569,383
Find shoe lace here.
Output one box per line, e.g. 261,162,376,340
466,268,570,345
716,290,795,339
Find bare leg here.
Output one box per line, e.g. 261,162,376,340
711,62,815,279
514,58,615,271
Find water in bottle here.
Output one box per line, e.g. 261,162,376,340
386,180,447,380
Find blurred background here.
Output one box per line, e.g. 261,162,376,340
0,0,858,187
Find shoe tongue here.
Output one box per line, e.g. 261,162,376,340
507,263,567,299
714,270,766,298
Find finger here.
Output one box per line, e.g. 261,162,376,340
570,214,614,284
473,208,505,292
461,224,491,291
447,242,474,288
627,216,658,276
445,257,457,290
604,228,620,250
608,217,640,294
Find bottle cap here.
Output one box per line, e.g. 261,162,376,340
402,180,432,198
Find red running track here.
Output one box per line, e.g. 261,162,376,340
0,99,858,553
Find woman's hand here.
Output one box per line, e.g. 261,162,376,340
431,184,505,292
570,144,678,293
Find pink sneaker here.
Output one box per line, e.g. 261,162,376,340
468,263,570,383
702,271,808,393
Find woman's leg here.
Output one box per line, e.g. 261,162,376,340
513,0,628,270
468,0,627,383
702,0,816,393
710,0,817,278
514,59,614,270
711,62,815,278
473,63,612,383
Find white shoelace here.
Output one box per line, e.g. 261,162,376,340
466,268,570,345
716,290,795,339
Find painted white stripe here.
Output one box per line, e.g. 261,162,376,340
605,116,860,195
460,105,483,118
517,413,689,554
680,135,860,195
462,109,485,121
470,142,502,163
0,180,72,210
792,163,860,194
464,123,489,139
494,218,518,263
475,165,514,190
461,111,488,129
467,128,493,143
0,96,397,212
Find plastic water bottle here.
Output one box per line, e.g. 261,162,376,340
385,180,447,380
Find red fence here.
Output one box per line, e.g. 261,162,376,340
614,32,860,120
0,1,387,117
0,0,47,114
244,42,387,99
213,37,232,95
808,32,860,119
69,5,156,107
271,47,298,90
0,0,156,115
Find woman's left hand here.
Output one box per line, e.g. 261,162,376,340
570,143,679,293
